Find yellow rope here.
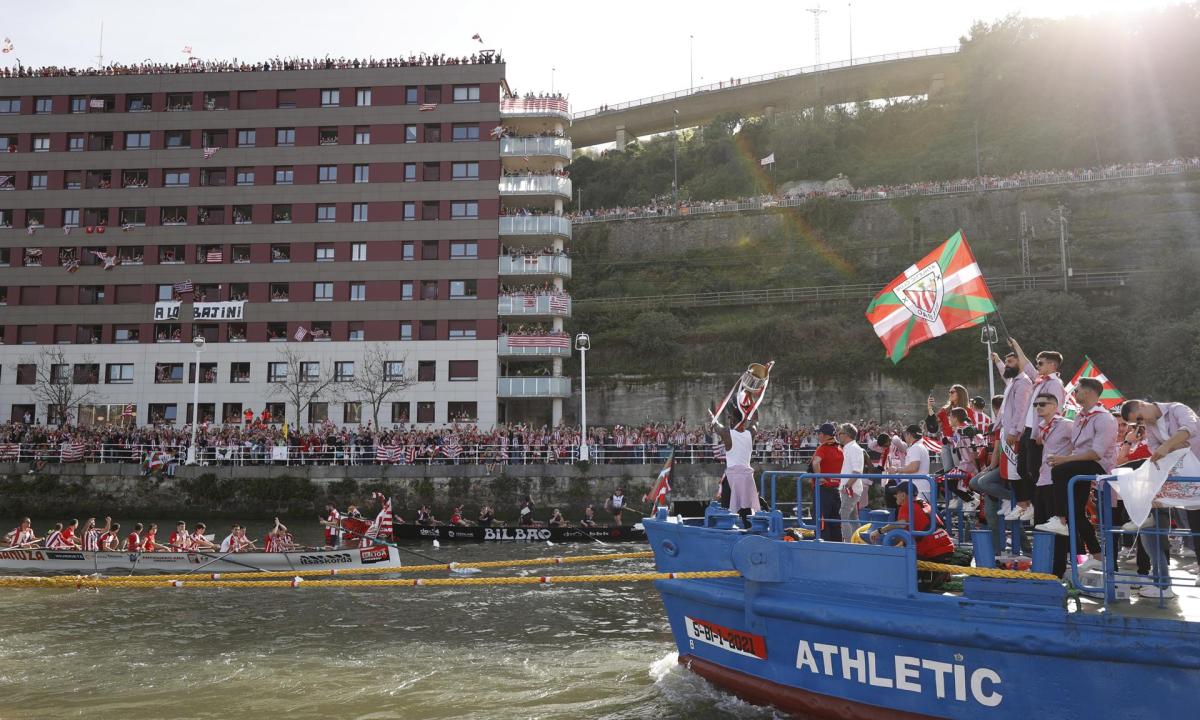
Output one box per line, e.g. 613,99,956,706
916,560,1059,581
0,570,738,590
87,550,656,582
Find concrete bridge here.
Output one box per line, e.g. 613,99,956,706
570,47,962,148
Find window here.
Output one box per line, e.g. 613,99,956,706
391,402,410,424
452,162,480,180
26,209,45,227
354,164,369,183
348,322,364,341
16,364,36,385
418,361,436,381
125,131,151,149
422,202,439,221
300,362,320,382
314,282,333,301
127,94,150,112
160,206,187,225
449,280,477,299
449,320,477,339
122,170,148,188
274,166,294,185
416,401,436,424
68,134,85,151
419,320,437,340
315,244,335,261
68,96,86,113
318,165,337,183
404,125,417,143
424,86,442,104
233,205,252,224
423,162,441,181
404,163,417,182
106,363,134,383
48,363,70,384
277,90,297,109
32,135,50,152
62,171,82,190
238,90,257,109
448,361,479,381
400,323,413,341
349,282,366,301
271,244,290,262
235,167,255,186
185,403,216,425
309,403,329,423
424,124,442,143
197,206,225,225
203,91,229,111
63,209,80,227
403,202,416,221
316,205,336,223
452,124,480,142
447,402,478,422
405,87,418,104
421,281,439,300
237,129,256,147
272,205,292,223
154,363,185,384
230,362,250,383
35,97,52,114
189,362,218,383
453,85,481,103
401,281,414,300
73,363,101,384
356,88,372,106
231,246,250,264
267,322,287,340
164,170,189,187
201,168,227,187
29,173,48,190
164,130,189,149
158,245,182,264
402,242,414,260
276,128,295,146
119,207,146,226
384,361,405,381
353,203,368,222
354,126,370,145
450,241,478,259
343,402,362,424
222,403,243,424
320,89,340,107
451,201,479,219
149,404,178,424
268,362,288,382
167,93,193,111
351,243,367,261
335,361,355,382
317,127,338,146
156,284,175,301
421,241,439,260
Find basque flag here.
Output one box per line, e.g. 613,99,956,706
644,449,674,510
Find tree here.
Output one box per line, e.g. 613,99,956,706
267,345,342,427
349,343,415,426
21,347,103,425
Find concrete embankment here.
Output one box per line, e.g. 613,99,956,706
0,461,799,521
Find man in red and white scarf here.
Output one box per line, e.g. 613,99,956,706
364,491,393,546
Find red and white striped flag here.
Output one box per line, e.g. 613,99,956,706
367,491,393,540
377,445,403,464
294,326,308,341
2,38,13,54
419,103,437,111
471,33,483,44
404,446,418,464
507,335,571,349
202,146,219,159
442,436,462,459
173,279,194,294
549,295,569,313
644,450,674,510
122,403,135,418
0,443,20,461
61,441,87,462
182,45,193,55
522,294,536,309
88,98,105,109
523,256,540,270
919,436,943,453
205,249,223,263
712,441,727,461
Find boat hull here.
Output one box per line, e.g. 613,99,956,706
0,546,400,574
392,524,645,543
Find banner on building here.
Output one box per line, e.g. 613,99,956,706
154,301,182,321
192,300,246,321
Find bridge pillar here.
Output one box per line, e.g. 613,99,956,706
615,125,628,149
928,73,946,99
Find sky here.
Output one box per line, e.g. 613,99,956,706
1,0,1184,112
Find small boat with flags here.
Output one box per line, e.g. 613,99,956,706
0,545,401,574
392,524,645,543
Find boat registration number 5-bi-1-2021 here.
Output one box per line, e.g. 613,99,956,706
685,616,767,660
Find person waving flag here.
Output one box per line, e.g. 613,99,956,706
865,229,996,363
644,449,674,512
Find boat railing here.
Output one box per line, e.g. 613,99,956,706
1070,473,1200,610
760,471,940,544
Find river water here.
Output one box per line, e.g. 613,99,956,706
0,518,782,720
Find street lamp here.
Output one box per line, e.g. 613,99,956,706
672,109,680,209
186,335,206,465
575,333,591,461
981,323,998,400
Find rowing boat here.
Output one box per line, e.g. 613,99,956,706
0,545,401,574
392,524,646,543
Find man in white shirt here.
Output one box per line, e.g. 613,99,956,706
837,423,866,541
900,424,932,502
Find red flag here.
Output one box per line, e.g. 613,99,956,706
644,450,674,510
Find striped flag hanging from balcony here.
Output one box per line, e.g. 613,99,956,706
404,446,418,464
549,295,569,313
523,255,540,270
122,403,135,417
522,294,536,309
0,443,19,461
377,445,404,464
89,98,106,109
507,335,571,349
441,437,462,459
203,146,220,159
173,280,194,294
419,103,438,111
206,249,223,263
60,441,87,462
294,326,308,341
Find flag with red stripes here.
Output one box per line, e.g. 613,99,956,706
367,491,393,540
919,436,943,454
549,295,569,314
644,450,674,510
377,445,403,464
0,443,19,461
205,249,223,263
419,103,438,111
60,441,87,462
404,446,418,464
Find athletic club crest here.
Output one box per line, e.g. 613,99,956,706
895,262,944,322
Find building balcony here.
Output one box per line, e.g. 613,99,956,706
498,175,572,198
498,334,573,359
499,254,572,278
498,376,572,398
500,97,571,122
498,294,572,318
500,136,572,161
499,215,572,239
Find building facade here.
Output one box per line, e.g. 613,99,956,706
0,62,572,428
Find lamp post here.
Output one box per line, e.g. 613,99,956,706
186,335,205,465
672,109,680,208
981,323,998,400
575,333,590,461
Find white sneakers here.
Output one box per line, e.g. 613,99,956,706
1139,584,1176,599
1077,557,1103,573
1035,517,1071,536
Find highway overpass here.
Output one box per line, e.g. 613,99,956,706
569,47,962,148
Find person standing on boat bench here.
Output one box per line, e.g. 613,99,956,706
837,424,866,542
714,414,760,528
811,423,844,541
606,488,626,525
1008,338,1064,524
1030,392,1075,578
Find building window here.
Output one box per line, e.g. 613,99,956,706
164,170,190,187
300,362,320,382
424,86,442,104
63,208,81,227
416,401,435,424
419,321,437,340
160,206,187,225
334,361,355,382
399,323,413,341
404,125,417,143
68,134,85,151
149,404,178,424
403,202,416,221
267,322,287,341
405,87,418,104
235,167,255,186
229,362,250,383
318,165,337,183
237,129,256,147
356,88,372,107
233,205,252,224
31,135,49,152
343,402,362,424
277,90,297,109
320,89,341,107
354,126,370,145
314,282,334,301
403,163,417,182
353,203,368,222
453,85,481,103
127,94,150,112
452,162,480,180
34,97,52,114
351,243,367,261
315,244,335,261
384,361,405,381
154,362,186,384
270,282,289,301
447,401,478,422
316,205,336,223
29,173,48,190
421,281,439,300
391,402,410,424
450,241,478,259
273,205,292,223
421,241,439,260
424,124,442,143
125,131,151,149
448,361,478,382
420,202,439,221
354,164,369,183
350,282,366,301
348,322,364,341
268,362,287,382
449,320,477,339
308,403,329,424
319,127,338,145
274,166,294,185
450,201,479,219
271,244,290,262
276,128,295,146
401,281,414,300
106,363,134,384
402,242,414,260
449,280,477,299
164,130,189,149
423,162,441,181
452,124,480,142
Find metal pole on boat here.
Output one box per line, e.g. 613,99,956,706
981,323,997,401
575,333,591,462
186,335,205,465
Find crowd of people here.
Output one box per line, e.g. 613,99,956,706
0,52,504,79
3,515,294,554
571,157,1200,223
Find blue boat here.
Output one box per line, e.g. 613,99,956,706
644,472,1200,719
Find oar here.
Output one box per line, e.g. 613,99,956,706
184,548,267,575
338,525,444,565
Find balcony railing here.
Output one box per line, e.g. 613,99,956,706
499,215,571,238
497,294,572,317
499,175,572,197
497,335,573,358
498,376,572,398
500,97,571,121
499,254,572,278
500,136,572,160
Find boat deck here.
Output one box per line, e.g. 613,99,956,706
1072,554,1200,620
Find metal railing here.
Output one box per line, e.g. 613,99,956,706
500,97,571,119
571,161,1200,225
498,294,572,317
499,215,572,238
497,335,573,358
573,46,960,119
760,471,940,544
497,376,572,398
499,175,572,197
498,254,571,277
500,136,572,159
